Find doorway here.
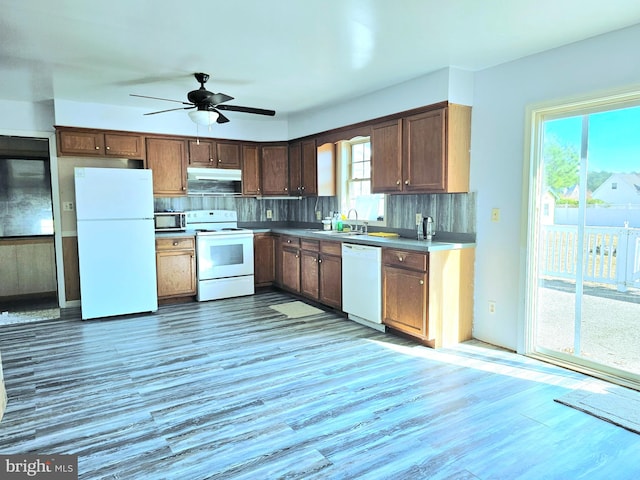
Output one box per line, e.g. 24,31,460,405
527,96,640,387
0,135,58,317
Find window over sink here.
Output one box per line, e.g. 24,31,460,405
337,137,386,226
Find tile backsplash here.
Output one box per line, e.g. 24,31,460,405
154,192,476,234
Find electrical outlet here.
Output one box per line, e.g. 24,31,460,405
415,213,423,226
63,201,74,212
316,211,322,220
491,208,500,222
266,209,273,219
488,301,496,314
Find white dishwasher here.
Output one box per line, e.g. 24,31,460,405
341,243,384,332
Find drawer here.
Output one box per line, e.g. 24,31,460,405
383,248,427,271
320,240,341,256
301,239,320,251
156,237,195,251
280,235,300,248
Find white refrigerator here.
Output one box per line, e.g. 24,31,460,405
74,167,158,320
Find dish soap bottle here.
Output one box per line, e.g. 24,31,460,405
336,214,343,232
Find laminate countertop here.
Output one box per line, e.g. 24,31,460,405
254,228,475,253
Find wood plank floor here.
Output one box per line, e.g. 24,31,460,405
1,289,639,479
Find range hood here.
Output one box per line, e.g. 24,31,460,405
187,167,242,195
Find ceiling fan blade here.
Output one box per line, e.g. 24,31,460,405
144,106,196,115
216,111,230,124
210,93,234,105
216,104,276,116
130,94,192,105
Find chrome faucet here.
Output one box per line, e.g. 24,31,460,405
346,208,359,232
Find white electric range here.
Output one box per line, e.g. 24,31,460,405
185,210,254,301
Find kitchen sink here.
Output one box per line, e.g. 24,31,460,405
313,230,365,236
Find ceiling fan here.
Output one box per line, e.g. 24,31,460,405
130,72,276,125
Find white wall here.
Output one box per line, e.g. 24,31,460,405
470,23,640,351
0,99,55,133
288,67,471,138
53,99,289,142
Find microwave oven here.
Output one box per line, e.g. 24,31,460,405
154,212,186,231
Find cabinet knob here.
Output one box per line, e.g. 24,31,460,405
404,180,409,185
419,280,424,285
396,180,400,185
314,258,317,263
318,258,322,263
284,187,288,191
95,146,100,150
398,256,404,262
210,158,214,163
301,186,305,191
106,146,110,150
287,239,291,243
173,241,179,246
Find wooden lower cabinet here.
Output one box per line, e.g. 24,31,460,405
382,249,429,341
382,247,474,348
155,236,196,300
280,235,301,293
318,243,342,309
254,233,275,286
300,239,341,309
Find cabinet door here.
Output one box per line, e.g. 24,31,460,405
382,265,428,337
281,247,300,292
57,130,105,156
301,139,318,196
403,108,446,192
288,141,302,195
371,119,403,193
216,142,241,169
242,144,261,195
156,250,196,298
188,139,216,166
301,250,319,299
261,145,289,195
146,138,187,196
254,234,275,286
319,254,341,309
104,133,145,159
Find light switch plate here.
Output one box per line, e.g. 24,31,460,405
266,209,273,219
491,208,500,222
63,201,74,211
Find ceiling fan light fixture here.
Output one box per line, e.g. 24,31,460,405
188,109,219,126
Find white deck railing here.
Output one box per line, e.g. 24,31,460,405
539,225,640,292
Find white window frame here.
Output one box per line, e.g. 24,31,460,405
336,137,387,227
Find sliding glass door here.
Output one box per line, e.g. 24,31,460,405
529,98,640,385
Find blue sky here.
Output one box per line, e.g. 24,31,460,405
544,105,640,173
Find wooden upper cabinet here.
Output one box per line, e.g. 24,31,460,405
371,119,403,193
216,142,241,169
288,142,302,195
57,128,145,159
188,139,216,167
289,139,335,197
146,137,187,196
103,133,146,159
241,144,261,195
371,104,471,194
300,139,318,196
260,145,289,195
403,109,446,192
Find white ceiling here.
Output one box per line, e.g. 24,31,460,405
2,0,640,120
